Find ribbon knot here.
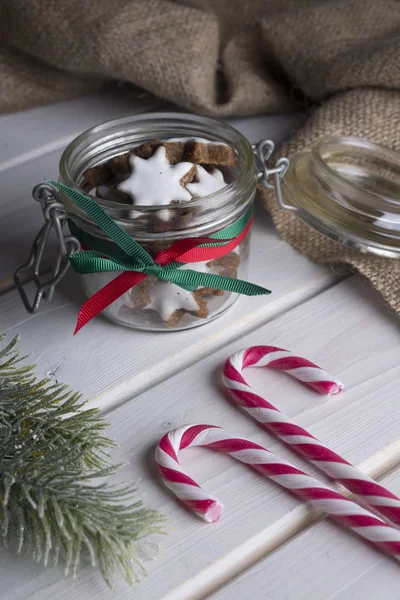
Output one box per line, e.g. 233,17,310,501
47,180,271,334
143,264,164,278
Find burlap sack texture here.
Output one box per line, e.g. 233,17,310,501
1,0,399,312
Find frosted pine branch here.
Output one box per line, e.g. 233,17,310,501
0,333,166,586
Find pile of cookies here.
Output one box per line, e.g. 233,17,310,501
82,137,242,327
83,137,236,199
117,251,241,326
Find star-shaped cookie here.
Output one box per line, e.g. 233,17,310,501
144,261,211,323
117,146,195,207
187,165,226,197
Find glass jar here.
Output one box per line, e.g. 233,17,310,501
55,113,258,331
278,136,400,258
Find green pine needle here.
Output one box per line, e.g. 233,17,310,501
0,332,166,586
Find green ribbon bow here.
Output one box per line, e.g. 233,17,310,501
47,179,271,297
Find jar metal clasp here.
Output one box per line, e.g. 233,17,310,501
253,139,296,212
13,183,80,313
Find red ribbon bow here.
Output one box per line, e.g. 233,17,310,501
74,218,252,334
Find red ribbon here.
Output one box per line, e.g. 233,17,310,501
74,218,252,334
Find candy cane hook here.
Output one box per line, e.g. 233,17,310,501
222,346,400,526
156,424,400,559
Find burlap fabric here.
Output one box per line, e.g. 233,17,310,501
1,0,399,311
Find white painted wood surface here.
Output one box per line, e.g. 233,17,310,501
0,92,399,600
1,278,399,600
212,469,400,600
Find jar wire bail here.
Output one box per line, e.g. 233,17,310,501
252,139,293,212
13,183,80,314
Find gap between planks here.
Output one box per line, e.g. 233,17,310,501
163,438,400,600
89,273,343,417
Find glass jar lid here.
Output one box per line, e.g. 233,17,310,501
281,136,400,258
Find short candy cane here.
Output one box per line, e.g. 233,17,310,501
156,424,400,559
222,346,400,526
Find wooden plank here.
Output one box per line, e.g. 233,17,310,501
0,86,303,167
2,199,337,410
0,87,165,169
212,469,400,600
0,277,398,599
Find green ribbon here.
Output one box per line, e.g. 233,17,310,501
47,179,271,297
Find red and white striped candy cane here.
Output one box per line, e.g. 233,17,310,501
222,345,400,526
156,424,400,558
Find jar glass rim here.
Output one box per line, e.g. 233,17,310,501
58,112,256,222
311,135,400,208
282,135,400,258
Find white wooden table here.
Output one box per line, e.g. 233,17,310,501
1,90,399,600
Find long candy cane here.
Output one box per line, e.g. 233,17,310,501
156,424,400,558
222,345,400,526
